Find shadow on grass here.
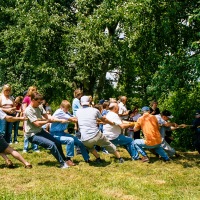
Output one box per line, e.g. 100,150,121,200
88,160,111,167
147,151,200,168
37,160,59,167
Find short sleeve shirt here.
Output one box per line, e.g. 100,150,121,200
50,108,72,132
25,105,46,136
76,106,102,141
134,113,162,146
103,111,122,140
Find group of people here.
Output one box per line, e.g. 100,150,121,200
0,86,199,169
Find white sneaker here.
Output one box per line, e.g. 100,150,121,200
33,150,40,153
60,162,69,169
23,150,27,153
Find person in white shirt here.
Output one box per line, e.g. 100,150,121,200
103,102,139,161
155,110,180,157
118,96,129,120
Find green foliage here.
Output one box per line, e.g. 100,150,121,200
0,0,200,149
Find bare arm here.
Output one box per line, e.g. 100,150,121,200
5,115,27,122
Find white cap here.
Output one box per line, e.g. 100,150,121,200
81,96,90,106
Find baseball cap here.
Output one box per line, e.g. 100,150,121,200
141,106,150,112
80,96,90,106
99,99,105,104
195,110,200,115
162,110,173,119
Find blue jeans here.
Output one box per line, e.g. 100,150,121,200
110,134,139,160
13,121,20,142
4,121,13,143
28,129,66,165
0,119,6,135
134,139,169,161
51,131,90,161
24,134,39,151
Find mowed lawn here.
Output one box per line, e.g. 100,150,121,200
0,132,200,200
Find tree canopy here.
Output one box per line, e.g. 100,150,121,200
0,0,200,147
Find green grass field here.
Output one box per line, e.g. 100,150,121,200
0,132,200,200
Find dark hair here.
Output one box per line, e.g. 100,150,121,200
161,110,172,117
103,101,110,109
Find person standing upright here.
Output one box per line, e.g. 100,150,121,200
0,84,16,144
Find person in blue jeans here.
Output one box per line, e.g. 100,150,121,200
133,106,170,162
103,102,139,162
50,100,90,165
25,92,69,169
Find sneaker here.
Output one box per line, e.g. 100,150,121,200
14,141,19,144
33,150,40,153
60,163,69,169
66,160,76,166
9,142,13,145
23,150,28,153
95,158,103,164
118,157,124,163
141,156,149,162
102,149,109,154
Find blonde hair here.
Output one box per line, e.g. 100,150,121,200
2,84,12,93
60,100,71,109
27,86,37,96
73,89,83,98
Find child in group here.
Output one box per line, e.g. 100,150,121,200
127,106,141,139
50,100,90,165
12,96,23,144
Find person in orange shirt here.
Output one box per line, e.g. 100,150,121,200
133,106,170,162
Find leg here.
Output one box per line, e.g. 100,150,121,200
29,130,66,165
4,121,13,143
13,121,20,142
111,135,139,160
4,146,31,167
161,139,176,157
51,132,75,158
154,146,170,161
23,134,29,152
68,134,90,161
134,139,148,157
0,153,14,167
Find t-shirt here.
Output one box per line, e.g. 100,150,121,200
134,112,162,146
22,96,31,106
50,108,72,132
103,111,122,140
72,98,81,116
25,105,46,137
76,106,102,141
118,102,128,120
155,114,166,126
0,109,6,120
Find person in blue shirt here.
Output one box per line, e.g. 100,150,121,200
50,100,90,165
